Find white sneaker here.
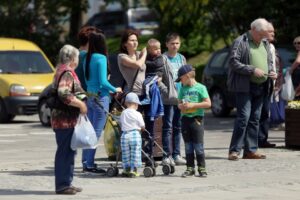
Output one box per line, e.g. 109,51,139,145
161,156,176,166
174,155,186,165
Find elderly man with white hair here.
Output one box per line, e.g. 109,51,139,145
227,18,277,161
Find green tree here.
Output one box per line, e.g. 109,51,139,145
0,0,89,64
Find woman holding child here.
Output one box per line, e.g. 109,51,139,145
117,30,156,165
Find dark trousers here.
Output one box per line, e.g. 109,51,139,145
258,92,271,144
181,116,205,168
54,128,76,192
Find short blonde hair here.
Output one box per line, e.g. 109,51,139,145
58,44,79,65
147,38,160,51
293,36,300,44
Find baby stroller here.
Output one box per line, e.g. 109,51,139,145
94,98,176,177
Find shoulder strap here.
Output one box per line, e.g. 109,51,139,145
55,70,70,90
129,69,139,92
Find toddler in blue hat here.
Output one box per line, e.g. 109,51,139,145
120,92,145,177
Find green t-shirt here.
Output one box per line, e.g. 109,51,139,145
178,82,209,117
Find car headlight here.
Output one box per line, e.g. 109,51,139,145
9,84,30,96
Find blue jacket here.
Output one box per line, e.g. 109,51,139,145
147,81,164,121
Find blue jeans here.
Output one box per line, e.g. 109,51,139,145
82,95,109,168
54,128,76,192
162,105,182,158
229,83,265,154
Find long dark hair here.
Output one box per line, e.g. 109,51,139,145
85,32,108,80
77,26,103,46
119,29,139,54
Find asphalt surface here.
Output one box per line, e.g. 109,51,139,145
0,113,299,200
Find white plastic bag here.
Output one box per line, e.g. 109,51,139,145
281,71,295,101
71,114,98,150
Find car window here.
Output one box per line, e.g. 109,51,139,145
128,9,158,23
0,51,53,74
93,12,125,27
210,51,229,69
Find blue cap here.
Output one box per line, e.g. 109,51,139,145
175,64,194,82
125,92,141,105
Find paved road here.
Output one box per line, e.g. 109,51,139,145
0,113,299,200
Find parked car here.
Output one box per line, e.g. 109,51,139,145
0,38,55,123
202,46,295,117
85,7,159,37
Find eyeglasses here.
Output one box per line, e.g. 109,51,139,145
294,42,300,45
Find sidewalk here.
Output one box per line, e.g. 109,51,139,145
0,114,299,200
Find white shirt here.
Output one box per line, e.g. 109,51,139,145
120,108,145,132
270,43,276,72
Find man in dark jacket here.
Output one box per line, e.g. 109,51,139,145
227,18,277,161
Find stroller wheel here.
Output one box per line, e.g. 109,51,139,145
114,167,119,176
170,165,175,174
143,167,153,178
162,164,171,175
107,167,117,177
152,167,156,177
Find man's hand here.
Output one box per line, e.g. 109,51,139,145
268,71,277,80
253,68,265,77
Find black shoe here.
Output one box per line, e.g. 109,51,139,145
56,187,77,195
181,167,195,178
198,167,207,178
259,142,276,148
83,167,106,173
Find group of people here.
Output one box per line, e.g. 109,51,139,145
51,27,211,195
227,18,300,161
50,17,300,195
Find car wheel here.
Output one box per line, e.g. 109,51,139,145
211,90,231,117
0,98,14,123
38,99,51,126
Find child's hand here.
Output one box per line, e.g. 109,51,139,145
178,103,186,111
182,102,195,110
157,77,162,83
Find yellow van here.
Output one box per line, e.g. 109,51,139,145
0,38,55,122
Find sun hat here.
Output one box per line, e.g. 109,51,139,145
125,92,141,105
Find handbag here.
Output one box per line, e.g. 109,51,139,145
269,93,285,125
70,114,98,150
46,70,79,113
281,71,295,101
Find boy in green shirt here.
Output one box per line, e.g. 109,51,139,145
176,65,211,177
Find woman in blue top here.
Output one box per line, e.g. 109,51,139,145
82,32,122,173
75,26,103,91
